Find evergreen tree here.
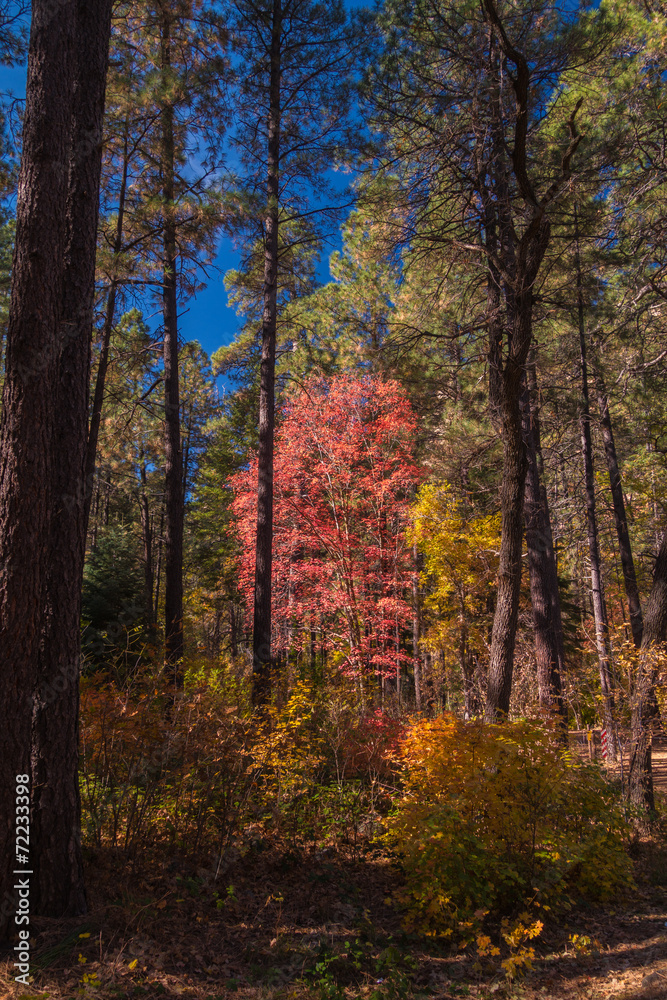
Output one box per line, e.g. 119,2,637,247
92,0,228,678
0,0,112,935
223,0,363,707
365,0,600,719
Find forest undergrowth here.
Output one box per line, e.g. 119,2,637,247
2,661,666,1000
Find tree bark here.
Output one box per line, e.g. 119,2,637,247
480,79,521,721
252,0,281,709
522,363,566,725
0,0,79,938
161,10,184,677
83,114,130,536
0,0,111,928
154,503,165,623
412,542,422,710
139,446,155,631
630,531,667,813
31,0,113,920
593,360,644,649
576,239,616,757
486,375,528,719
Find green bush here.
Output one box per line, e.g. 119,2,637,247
81,524,149,671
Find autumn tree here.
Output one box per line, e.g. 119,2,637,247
231,375,419,700
411,483,501,717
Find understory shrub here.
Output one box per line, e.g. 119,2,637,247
79,670,399,860
79,667,260,859
383,715,634,938
253,681,398,849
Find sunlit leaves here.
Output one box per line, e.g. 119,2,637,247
230,374,419,680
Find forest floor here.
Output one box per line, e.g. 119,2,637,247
1,747,666,1000
1,832,666,1000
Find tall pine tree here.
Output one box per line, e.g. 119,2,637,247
223,0,363,707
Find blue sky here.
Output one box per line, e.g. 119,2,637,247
0,1,367,366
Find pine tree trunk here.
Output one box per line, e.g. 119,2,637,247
140,449,155,631
576,260,616,757
161,12,184,677
85,281,117,529
83,115,129,534
593,360,643,648
482,71,552,720
630,531,667,813
480,0,579,721
522,365,566,725
155,503,165,623
486,382,527,719
30,0,113,920
182,401,193,500
412,542,422,710
252,0,281,709
0,0,78,938
485,281,550,723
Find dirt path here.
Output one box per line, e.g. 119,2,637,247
650,742,667,795
569,731,667,796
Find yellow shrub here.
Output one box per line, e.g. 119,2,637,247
383,715,634,937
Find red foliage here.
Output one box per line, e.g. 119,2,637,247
341,708,406,778
230,374,420,679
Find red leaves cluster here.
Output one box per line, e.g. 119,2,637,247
230,374,420,679
340,708,406,778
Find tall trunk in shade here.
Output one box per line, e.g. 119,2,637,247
139,445,155,631
0,0,78,938
483,151,530,719
182,401,193,500
31,0,113,920
486,371,528,719
593,359,644,649
631,531,667,814
83,114,130,536
154,502,165,623
252,0,281,709
412,542,422,710
480,20,564,721
575,230,616,758
161,11,184,677
522,363,566,725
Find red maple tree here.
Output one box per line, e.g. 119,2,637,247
230,374,420,686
